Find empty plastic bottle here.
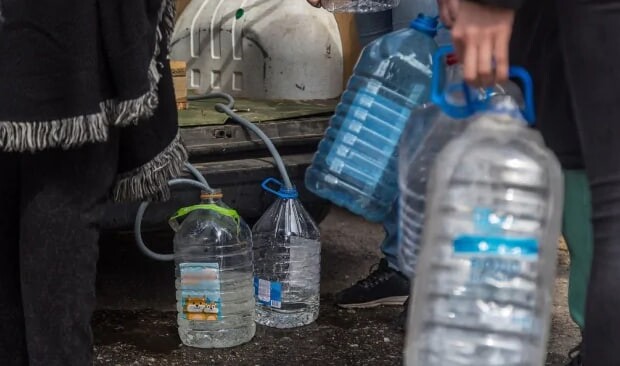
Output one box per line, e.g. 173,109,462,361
305,14,439,222
398,54,468,280
404,68,564,366
397,49,519,279
321,0,400,13
252,178,321,328
172,190,255,348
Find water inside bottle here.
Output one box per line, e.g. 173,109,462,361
173,192,256,348
252,187,321,329
306,19,438,222
253,234,321,328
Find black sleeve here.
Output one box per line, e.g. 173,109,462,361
466,0,524,10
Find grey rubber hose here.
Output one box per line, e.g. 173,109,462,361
136,92,294,261
134,178,211,261
188,93,294,189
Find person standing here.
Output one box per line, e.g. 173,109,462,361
0,0,186,364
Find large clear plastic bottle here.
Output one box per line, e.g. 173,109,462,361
404,70,564,366
173,190,255,348
252,178,321,328
397,49,522,279
398,53,467,279
305,14,439,222
321,0,400,13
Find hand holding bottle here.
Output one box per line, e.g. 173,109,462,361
449,1,515,87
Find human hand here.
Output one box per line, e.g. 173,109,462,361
451,1,515,87
307,0,322,8
437,0,460,28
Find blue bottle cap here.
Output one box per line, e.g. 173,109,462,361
410,14,439,38
261,177,299,199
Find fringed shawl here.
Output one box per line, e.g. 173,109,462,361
0,0,187,201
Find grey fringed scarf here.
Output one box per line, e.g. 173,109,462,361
0,0,187,201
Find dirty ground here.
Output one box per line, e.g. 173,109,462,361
95,208,580,365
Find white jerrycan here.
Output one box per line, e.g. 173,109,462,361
171,0,344,100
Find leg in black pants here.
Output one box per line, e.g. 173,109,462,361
513,0,620,364
0,153,28,365
0,135,118,365
556,1,620,363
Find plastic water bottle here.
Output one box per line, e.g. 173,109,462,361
398,51,467,279
397,49,518,279
321,0,400,13
305,14,439,222
172,190,255,348
404,68,564,365
252,178,321,328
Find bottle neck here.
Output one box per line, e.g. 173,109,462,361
200,191,224,204
410,15,439,38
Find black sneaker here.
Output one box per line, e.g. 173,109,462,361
335,258,410,308
566,342,583,366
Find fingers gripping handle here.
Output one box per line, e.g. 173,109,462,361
430,45,536,124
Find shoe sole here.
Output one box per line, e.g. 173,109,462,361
337,296,409,309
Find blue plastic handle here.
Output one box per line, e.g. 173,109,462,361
508,66,536,125
430,45,536,125
261,177,298,199
431,45,486,119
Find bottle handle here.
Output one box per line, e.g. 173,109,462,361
431,45,536,124
507,66,536,125
261,177,298,199
431,45,485,119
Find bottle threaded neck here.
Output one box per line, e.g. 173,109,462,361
201,190,223,201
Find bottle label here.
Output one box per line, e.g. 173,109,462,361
449,207,540,333
452,235,539,333
179,263,222,321
453,235,538,276
254,277,282,309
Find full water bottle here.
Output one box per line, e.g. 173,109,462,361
404,68,564,365
305,14,439,222
321,0,400,13
172,190,255,348
397,48,523,279
252,178,321,328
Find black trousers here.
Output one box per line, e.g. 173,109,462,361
511,0,620,364
0,135,118,365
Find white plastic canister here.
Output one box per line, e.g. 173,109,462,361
172,0,344,100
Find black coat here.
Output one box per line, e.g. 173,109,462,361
0,0,186,201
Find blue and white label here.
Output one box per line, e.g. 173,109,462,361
254,277,282,309
449,206,541,333
453,234,539,279
453,235,539,257
452,235,539,332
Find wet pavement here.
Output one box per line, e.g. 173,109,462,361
95,208,580,365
